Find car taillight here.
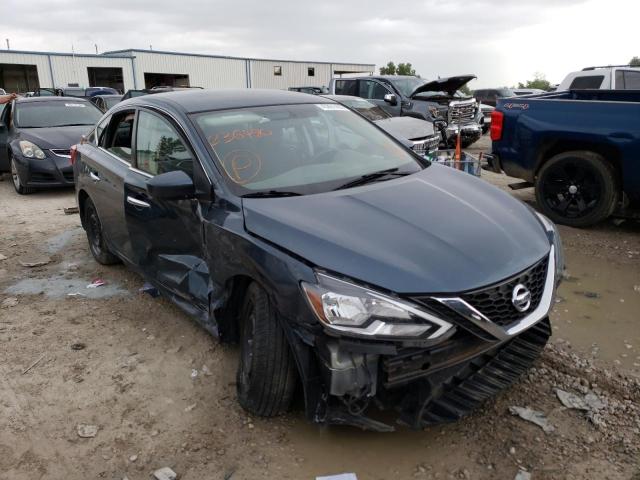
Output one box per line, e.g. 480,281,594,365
70,145,78,165
490,111,504,141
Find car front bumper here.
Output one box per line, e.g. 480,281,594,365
12,152,75,188
308,249,556,431
445,123,483,144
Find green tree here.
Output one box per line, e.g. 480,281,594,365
379,61,417,76
629,56,640,67
379,61,397,75
396,63,416,76
518,72,552,91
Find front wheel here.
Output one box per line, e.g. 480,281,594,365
83,197,120,265
535,151,618,228
237,282,297,417
11,157,35,195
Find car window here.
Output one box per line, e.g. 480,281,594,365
359,80,389,100
334,80,358,96
104,110,134,162
338,97,390,121
569,75,604,89
615,70,640,90
92,114,112,146
194,103,425,195
135,110,193,177
14,101,102,128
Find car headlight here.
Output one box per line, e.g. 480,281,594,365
301,273,453,341
19,140,46,159
535,212,565,282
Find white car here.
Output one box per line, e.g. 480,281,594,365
558,66,640,90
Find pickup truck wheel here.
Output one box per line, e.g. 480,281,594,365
83,198,120,265
237,282,297,417
535,151,617,227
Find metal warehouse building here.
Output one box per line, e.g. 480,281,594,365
0,48,375,93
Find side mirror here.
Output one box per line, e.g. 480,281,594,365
384,93,398,106
147,170,195,200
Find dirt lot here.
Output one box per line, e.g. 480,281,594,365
0,136,639,480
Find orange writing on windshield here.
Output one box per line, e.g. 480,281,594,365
209,129,272,147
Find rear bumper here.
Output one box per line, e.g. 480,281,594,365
12,154,75,188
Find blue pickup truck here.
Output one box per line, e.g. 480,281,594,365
489,90,640,227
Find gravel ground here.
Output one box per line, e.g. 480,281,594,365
0,136,638,479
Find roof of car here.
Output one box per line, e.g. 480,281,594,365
93,94,122,98
322,94,370,102
16,96,91,104
122,88,335,113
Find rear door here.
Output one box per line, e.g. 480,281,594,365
81,109,135,261
124,108,210,309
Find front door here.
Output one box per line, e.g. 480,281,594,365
124,108,210,310
360,80,401,116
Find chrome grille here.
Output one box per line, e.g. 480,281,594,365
460,257,548,327
411,135,440,156
448,101,476,125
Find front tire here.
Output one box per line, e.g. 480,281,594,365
83,197,120,265
10,157,35,195
535,151,617,227
237,282,297,417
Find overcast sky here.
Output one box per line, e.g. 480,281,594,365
1,0,637,88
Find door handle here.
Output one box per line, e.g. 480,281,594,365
89,171,100,182
126,196,151,208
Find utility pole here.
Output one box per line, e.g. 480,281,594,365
5,39,9,50
95,44,98,54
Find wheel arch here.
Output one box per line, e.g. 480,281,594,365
535,139,623,191
77,189,90,228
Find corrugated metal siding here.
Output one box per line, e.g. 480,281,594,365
132,52,246,89
250,61,332,89
332,63,376,75
50,56,134,90
0,52,53,88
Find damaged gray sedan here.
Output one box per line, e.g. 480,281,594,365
73,89,563,431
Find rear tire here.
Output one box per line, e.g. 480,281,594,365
11,157,35,195
535,151,617,227
237,282,297,417
83,197,120,265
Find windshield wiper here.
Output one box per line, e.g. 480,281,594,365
334,168,411,191
53,123,93,127
241,190,302,198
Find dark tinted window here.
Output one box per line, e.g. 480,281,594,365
91,114,111,145
359,80,389,100
308,67,315,77
104,110,134,162
615,70,640,90
569,75,604,89
15,101,102,128
334,80,358,96
135,110,193,177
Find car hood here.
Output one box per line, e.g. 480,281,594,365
374,116,435,141
242,164,550,294
410,75,477,98
17,125,93,149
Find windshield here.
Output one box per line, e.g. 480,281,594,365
194,103,425,195
338,98,390,121
16,101,102,128
104,96,122,109
389,77,427,97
